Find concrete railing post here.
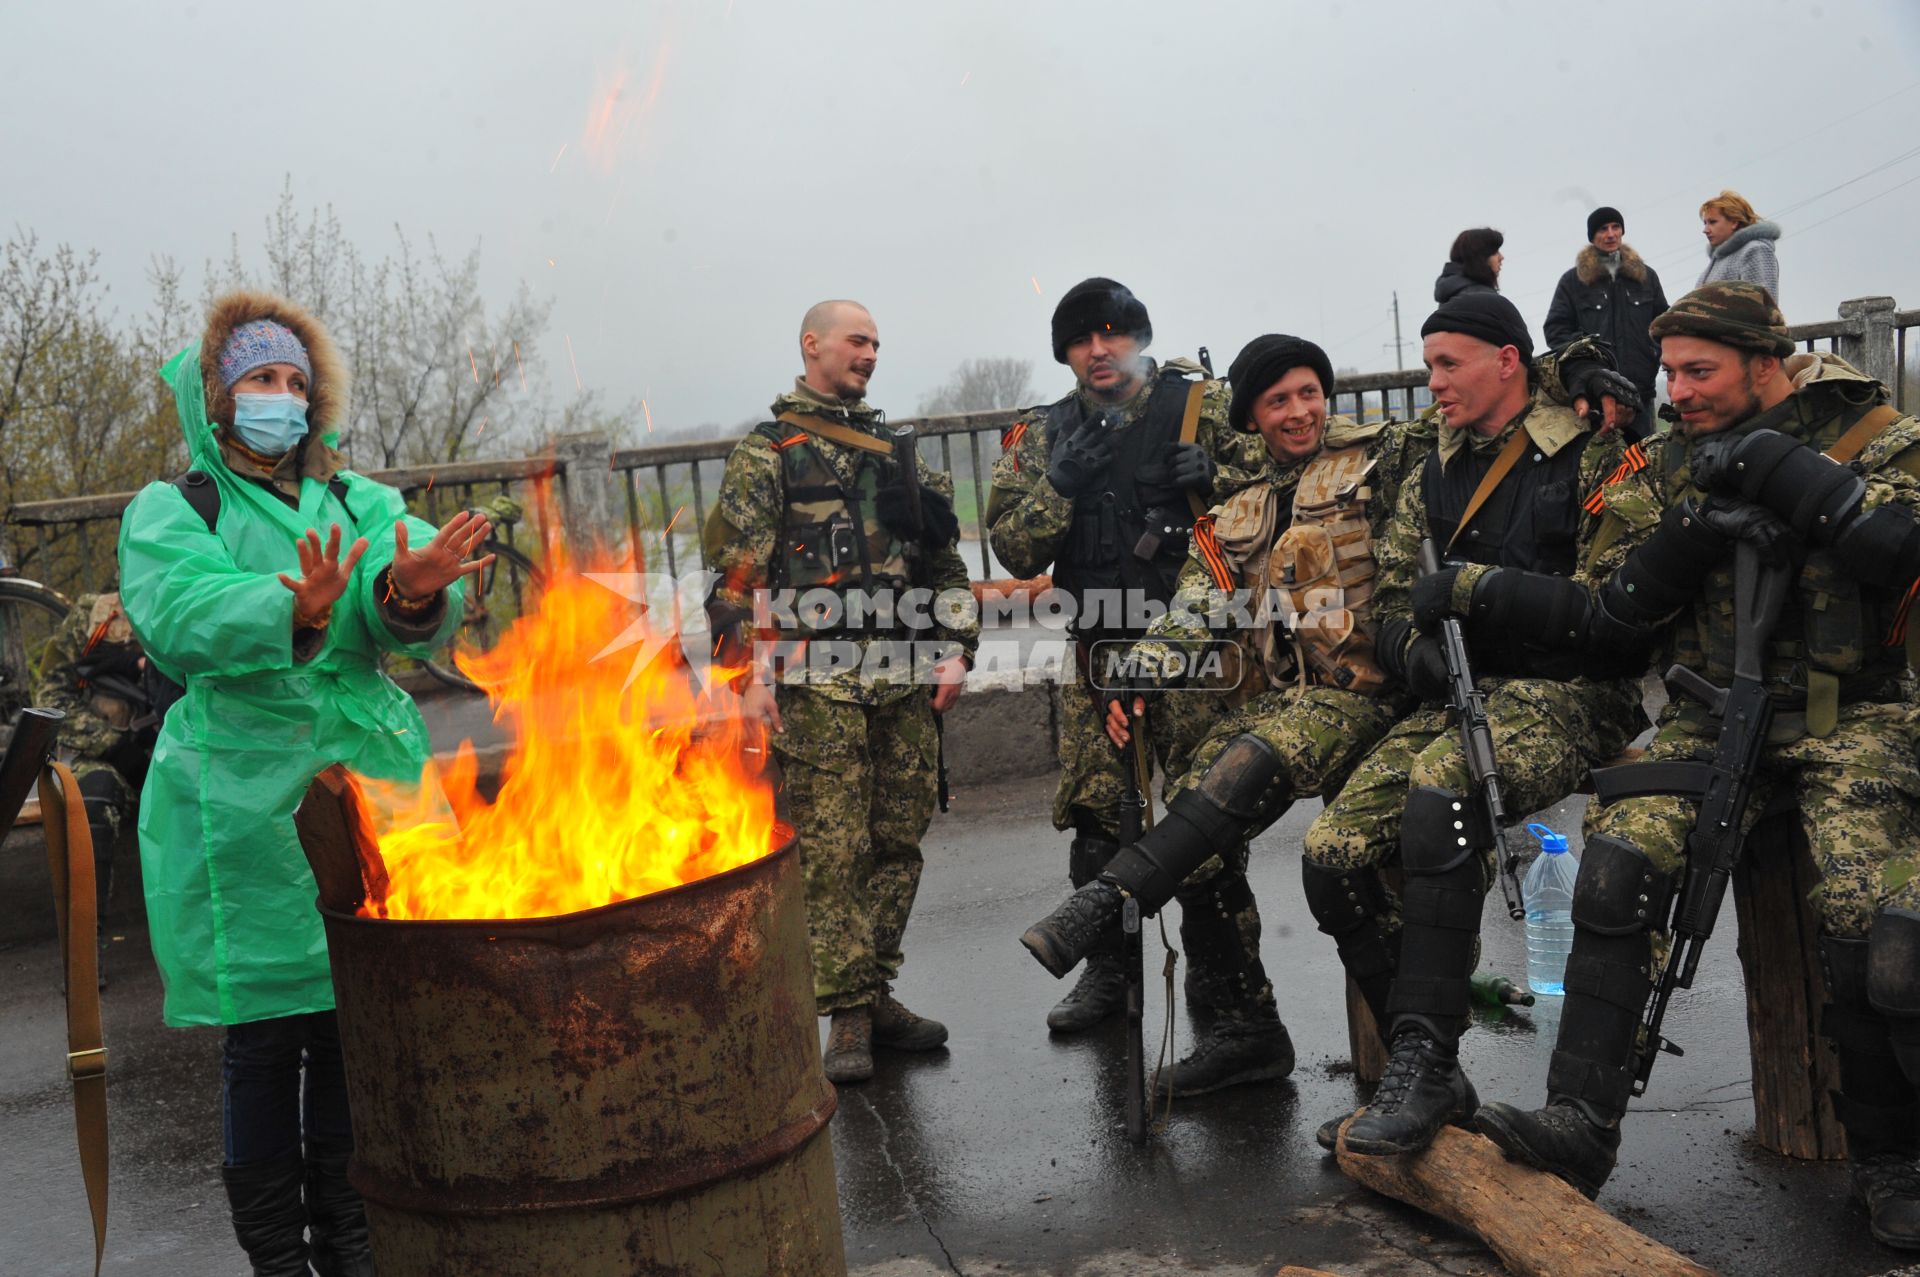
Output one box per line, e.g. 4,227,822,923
1837,295,1898,388
552,431,616,555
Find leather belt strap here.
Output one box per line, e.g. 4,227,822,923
775,410,894,457
1824,403,1900,464
40,760,107,1276
1177,382,1209,521
1445,425,1533,555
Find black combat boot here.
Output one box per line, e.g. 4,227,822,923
303,1138,375,1277
1024,737,1288,981
1043,835,1129,1032
1338,787,1487,1156
1167,870,1294,1096
1475,834,1671,1198
221,1150,315,1276
1860,909,1920,1249
1302,859,1401,1151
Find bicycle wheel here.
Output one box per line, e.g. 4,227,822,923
423,539,546,694
0,576,72,720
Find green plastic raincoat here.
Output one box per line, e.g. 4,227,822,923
119,343,462,1027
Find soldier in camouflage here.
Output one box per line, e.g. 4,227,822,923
1021,332,1639,1100
703,300,981,1086
986,278,1267,1037
33,591,157,985
1474,283,1920,1251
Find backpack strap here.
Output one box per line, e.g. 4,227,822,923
172,471,357,533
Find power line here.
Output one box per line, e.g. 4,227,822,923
1788,168,1920,240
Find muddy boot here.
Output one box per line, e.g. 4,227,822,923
1024,739,1288,981
822,1006,874,1085
222,1150,315,1276
1862,909,1920,1248
1341,1024,1478,1156
872,986,948,1051
1303,858,1401,1152
1476,834,1670,1197
1046,953,1127,1033
303,1139,374,1277
1168,1004,1295,1097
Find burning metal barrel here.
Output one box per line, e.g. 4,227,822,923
314,814,843,1276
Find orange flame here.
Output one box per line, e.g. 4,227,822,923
351,534,774,921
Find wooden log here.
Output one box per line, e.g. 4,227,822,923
1732,809,1847,1160
293,765,389,915
1275,1267,1348,1277
1335,1122,1719,1277
1345,977,1387,1084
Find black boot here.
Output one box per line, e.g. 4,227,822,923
1475,834,1671,1198
1860,909,1920,1249
1337,787,1486,1156
222,1151,314,1276
1168,870,1293,1095
1042,834,1129,1032
1023,737,1287,979
304,1139,375,1277
1302,860,1400,1151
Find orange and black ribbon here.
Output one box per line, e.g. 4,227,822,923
1583,442,1650,515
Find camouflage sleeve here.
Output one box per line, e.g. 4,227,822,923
31,609,129,761
1856,416,1920,519
1368,417,1439,529
1194,378,1266,502
1373,449,1431,630
1570,434,1643,591
701,434,783,611
921,468,981,659
984,414,1072,578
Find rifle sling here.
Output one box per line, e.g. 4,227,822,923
1589,759,1714,805
1444,425,1533,555
775,410,894,457
41,760,107,1277
1825,403,1901,464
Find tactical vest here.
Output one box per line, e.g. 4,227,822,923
1049,368,1201,639
1422,414,1595,679
1665,389,1915,737
1268,441,1389,695
755,420,913,637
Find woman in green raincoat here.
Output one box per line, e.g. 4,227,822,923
118,290,493,1276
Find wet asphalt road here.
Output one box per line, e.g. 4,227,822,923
4,759,1920,1274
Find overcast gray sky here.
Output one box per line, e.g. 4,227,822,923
6,0,1918,437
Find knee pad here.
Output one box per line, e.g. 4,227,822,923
1302,859,1388,936
1869,908,1920,1019
1399,786,1490,876
1570,834,1673,936
1820,934,1873,1008
1068,835,1119,888
1190,734,1291,829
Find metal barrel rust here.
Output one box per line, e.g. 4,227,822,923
320,829,845,1276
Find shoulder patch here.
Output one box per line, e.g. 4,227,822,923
1583,441,1650,514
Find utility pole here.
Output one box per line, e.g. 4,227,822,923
1385,291,1408,371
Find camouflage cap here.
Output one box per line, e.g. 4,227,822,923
1648,282,1793,357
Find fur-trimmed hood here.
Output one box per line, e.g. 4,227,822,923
1707,219,1782,261
1575,243,1649,287
197,290,347,437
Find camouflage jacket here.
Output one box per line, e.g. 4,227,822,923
33,593,148,763
983,362,1267,579
1585,353,1920,732
702,380,981,706
1140,414,1438,669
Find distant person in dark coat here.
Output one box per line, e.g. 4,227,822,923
1697,190,1782,303
1544,206,1669,440
1434,228,1504,303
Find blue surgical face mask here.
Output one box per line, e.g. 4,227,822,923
231,392,311,455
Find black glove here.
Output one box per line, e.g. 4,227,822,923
1689,427,1864,542
1563,364,1642,425
1098,640,1185,719
1403,636,1450,701
1165,442,1217,496
1692,497,1794,566
1047,424,1114,498
875,484,962,550
1130,458,1183,509
1411,566,1466,633
875,484,921,539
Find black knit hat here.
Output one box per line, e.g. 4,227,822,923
1420,291,1535,364
1587,206,1624,241
1227,335,1334,432
1051,277,1151,363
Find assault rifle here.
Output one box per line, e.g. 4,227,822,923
892,423,952,812
1116,725,1149,1145
1417,540,1526,920
0,708,61,842
1588,540,1790,1092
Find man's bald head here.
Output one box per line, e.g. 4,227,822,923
799,300,880,402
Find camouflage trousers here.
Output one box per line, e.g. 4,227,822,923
1590,698,1920,943
772,685,939,1015
1304,677,1645,930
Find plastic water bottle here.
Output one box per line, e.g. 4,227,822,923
1522,822,1578,996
